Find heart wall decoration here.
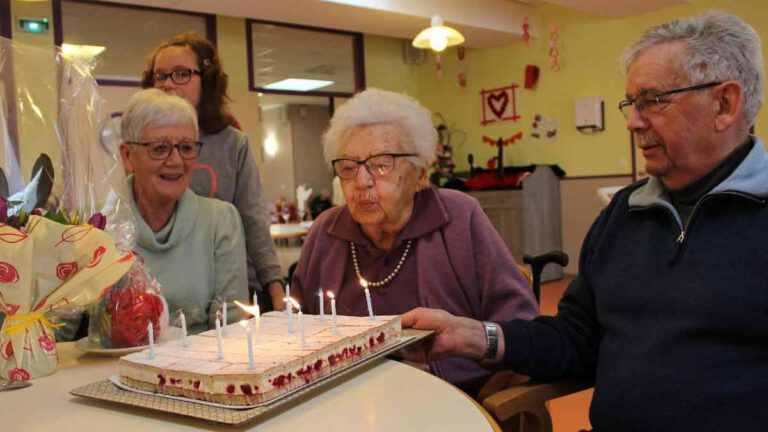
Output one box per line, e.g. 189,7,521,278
480,84,520,126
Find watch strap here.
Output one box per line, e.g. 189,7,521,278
481,321,498,361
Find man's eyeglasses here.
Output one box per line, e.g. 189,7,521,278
331,153,417,180
127,140,203,160
153,68,202,85
618,81,721,119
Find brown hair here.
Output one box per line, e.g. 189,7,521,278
141,32,234,134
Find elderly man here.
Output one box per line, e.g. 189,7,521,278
402,12,768,431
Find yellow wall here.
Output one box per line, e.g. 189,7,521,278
9,0,59,180
411,0,768,177
363,35,420,98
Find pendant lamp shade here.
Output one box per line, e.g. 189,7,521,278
412,15,465,52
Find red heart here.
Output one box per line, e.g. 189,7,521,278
487,91,509,119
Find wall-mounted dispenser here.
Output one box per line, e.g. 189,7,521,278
575,96,604,132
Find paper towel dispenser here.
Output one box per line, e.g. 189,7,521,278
575,96,604,132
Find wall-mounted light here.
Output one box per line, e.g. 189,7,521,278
412,15,465,53
264,134,278,157
61,43,106,58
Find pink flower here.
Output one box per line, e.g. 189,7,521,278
38,333,56,354
7,367,30,382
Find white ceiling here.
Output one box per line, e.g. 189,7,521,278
102,0,692,48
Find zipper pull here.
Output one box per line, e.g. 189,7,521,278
676,230,686,243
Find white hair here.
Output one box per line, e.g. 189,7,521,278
323,88,437,167
622,12,764,126
121,88,198,142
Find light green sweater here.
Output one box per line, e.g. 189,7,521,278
130,179,249,335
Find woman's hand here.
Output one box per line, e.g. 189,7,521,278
267,280,287,311
400,307,494,363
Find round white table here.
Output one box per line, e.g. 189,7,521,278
270,222,311,240
1,342,498,431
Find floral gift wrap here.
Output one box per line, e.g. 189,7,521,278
0,215,135,381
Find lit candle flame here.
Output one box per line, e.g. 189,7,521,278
288,297,301,311
327,291,335,299
234,300,260,316
359,278,368,288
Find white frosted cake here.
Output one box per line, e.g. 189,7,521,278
118,312,402,406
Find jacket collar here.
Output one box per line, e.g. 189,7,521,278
629,135,768,209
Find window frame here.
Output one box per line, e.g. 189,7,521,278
246,18,365,98
52,0,216,87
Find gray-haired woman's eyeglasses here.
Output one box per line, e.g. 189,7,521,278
126,140,202,160
331,153,417,179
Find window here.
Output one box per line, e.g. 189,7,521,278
55,0,213,85
248,19,364,97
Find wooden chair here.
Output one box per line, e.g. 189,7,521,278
478,251,594,432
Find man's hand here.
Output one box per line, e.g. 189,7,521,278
400,307,491,363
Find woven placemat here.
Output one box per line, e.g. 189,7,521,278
70,328,433,425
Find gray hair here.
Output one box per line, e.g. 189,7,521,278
121,88,198,142
622,12,764,126
323,88,437,167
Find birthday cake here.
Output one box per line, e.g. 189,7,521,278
118,311,402,406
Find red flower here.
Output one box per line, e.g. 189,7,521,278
56,261,78,281
107,288,165,348
86,246,107,268
38,333,56,354
7,367,30,382
1,340,13,360
0,262,19,284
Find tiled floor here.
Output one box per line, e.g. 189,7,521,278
540,276,593,432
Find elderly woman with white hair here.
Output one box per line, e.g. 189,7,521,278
120,88,248,334
293,88,538,395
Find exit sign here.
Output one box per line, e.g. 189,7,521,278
17,18,50,34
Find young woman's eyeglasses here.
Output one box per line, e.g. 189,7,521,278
618,81,721,119
127,140,203,160
331,153,417,179
153,68,202,85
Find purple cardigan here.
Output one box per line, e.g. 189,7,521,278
293,187,538,390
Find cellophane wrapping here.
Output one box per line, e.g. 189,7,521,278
0,37,144,380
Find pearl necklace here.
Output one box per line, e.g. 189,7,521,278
350,239,413,287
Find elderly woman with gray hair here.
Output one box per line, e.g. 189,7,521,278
119,88,248,334
293,88,538,395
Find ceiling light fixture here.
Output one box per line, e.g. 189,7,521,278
263,78,334,92
412,15,465,52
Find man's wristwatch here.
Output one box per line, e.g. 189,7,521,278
481,321,498,361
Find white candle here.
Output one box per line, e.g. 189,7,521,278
360,279,375,320
244,320,255,369
298,309,307,348
284,296,295,333
215,317,223,360
254,309,261,343
328,291,338,335
180,310,189,347
253,292,258,308
284,283,291,317
147,321,156,359
318,288,325,322
221,297,228,335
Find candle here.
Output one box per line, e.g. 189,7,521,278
215,317,223,360
360,279,375,320
284,296,295,333
147,321,156,359
318,288,325,322
221,297,228,335
284,283,291,316
290,298,307,348
179,310,189,347
241,320,255,369
253,292,258,307
328,291,338,335
234,299,261,344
